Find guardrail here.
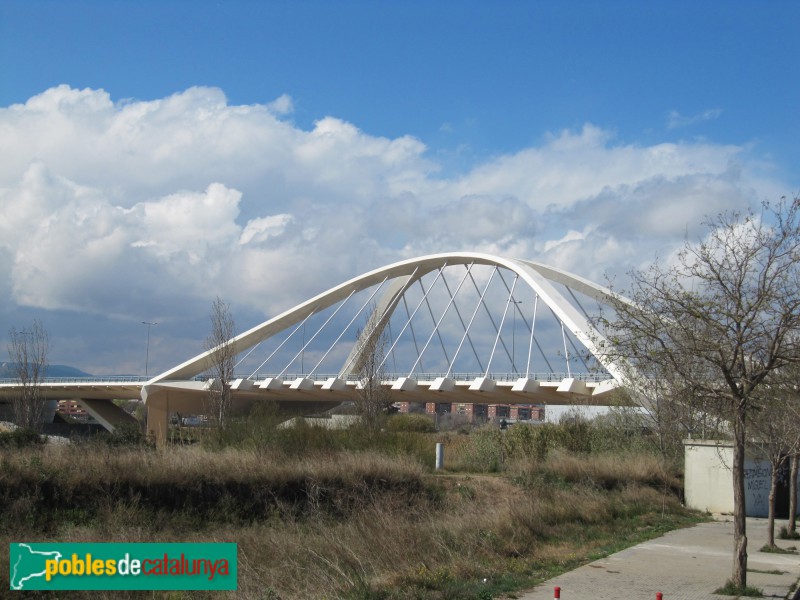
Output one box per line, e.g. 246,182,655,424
249,372,609,383
0,376,150,385
0,372,609,386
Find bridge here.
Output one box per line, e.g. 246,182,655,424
0,252,632,442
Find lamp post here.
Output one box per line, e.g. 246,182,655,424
509,300,522,375
142,321,157,377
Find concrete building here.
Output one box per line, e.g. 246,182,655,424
684,439,799,518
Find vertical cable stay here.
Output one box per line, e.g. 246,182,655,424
249,313,314,378
493,269,520,367
338,270,420,377
409,263,473,375
402,295,423,373
486,274,519,373
234,341,262,371
315,275,393,375
508,297,525,375
387,321,397,374
567,286,592,323
417,274,451,368
284,288,356,376
496,270,535,334
565,286,603,374
561,321,571,378
467,268,512,364
379,265,447,374
440,264,482,369
525,294,539,378
566,329,592,374
447,266,496,377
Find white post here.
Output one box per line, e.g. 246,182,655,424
435,442,444,470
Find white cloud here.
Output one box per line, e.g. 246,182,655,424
0,85,787,372
267,94,294,116
667,108,723,129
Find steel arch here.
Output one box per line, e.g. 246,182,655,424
149,252,629,385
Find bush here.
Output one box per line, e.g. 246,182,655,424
94,423,150,447
386,413,436,433
0,427,44,448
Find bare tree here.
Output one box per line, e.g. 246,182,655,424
205,296,236,431
783,376,800,539
749,380,800,548
352,309,392,430
602,197,800,589
7,319,50,430
788,453,799,538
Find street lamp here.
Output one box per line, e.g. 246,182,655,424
509,300,522,375
142,321,158,377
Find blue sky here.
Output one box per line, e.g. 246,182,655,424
4,2,797,167
0,1,798,375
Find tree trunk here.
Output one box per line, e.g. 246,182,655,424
790,453,798,535
731,406,748,588
767,463,778,548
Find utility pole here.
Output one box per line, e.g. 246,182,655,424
142,321,157,377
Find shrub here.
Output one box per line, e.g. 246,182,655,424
385,413,436,433
0,427,44,448
96,423,150,447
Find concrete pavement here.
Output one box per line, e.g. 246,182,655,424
518,517,800,600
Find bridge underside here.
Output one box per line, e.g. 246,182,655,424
144,375,618,410
140,374,621,443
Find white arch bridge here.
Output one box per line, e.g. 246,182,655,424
1,252,632,442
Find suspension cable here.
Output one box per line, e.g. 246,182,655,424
379,265,447,374
525,294,539,378
313,275,392,375
447,266,496,376
248,313,313,378
486,274,519,373
418,276,451,368
409,263,473,375
284,288,356,377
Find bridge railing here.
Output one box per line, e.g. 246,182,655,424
0,376,150,385
247,372,609,383
1,372,609,386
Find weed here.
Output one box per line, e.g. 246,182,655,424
748,568,787,575
713,579,764,597
759,544,798,554
779,525,800,540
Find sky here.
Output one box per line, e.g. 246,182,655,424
0,1,798,376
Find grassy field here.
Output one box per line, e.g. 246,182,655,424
0,415,702,599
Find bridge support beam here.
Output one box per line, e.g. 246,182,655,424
146,401,169,447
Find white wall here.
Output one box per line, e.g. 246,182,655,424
684,440,797,517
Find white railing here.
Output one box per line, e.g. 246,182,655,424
0,376,150,385
0,372,608,386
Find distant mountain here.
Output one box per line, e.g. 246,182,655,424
0,363,93,378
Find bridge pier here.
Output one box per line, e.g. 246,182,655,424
145,397,169,447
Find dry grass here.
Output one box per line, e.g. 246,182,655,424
0,429,698,599
514,450,682,492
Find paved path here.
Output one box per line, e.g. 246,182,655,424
518,517,800,600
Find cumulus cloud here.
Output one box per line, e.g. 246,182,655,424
0,85,784,372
